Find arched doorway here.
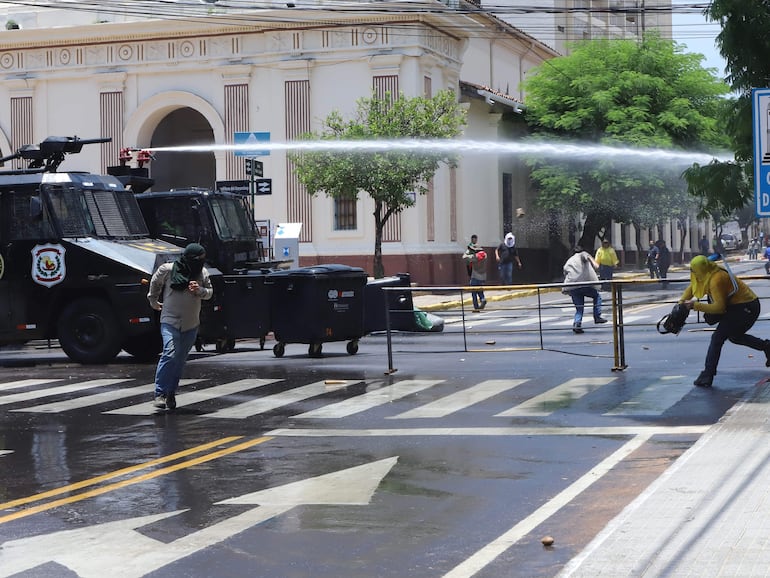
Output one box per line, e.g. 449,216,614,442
150,107,215,192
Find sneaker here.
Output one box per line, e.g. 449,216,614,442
694,371,713,387
166,393,177,410
480,300,487,310
764,340,770,367
572,324,584,334
153,395,167,409
594,317,608,324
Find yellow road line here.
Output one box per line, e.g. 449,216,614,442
0,436,243,511
0,436,272,525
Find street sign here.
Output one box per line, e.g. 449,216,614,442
216,180,249,195
234,131,270,157
752,88,770,217
255,178,272,195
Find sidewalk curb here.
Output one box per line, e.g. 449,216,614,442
559,376,770,577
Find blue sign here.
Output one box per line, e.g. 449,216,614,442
234,132,270,157
752,89,770,217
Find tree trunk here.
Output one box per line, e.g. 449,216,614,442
678,219,688,265
373,200,385,279
577,212,606,252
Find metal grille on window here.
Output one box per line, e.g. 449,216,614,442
334,198,357,230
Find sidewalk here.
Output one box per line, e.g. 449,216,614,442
411,254,770,577
559,377,770,577
411,265,681,312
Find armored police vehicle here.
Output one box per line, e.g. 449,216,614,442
0,136,183,364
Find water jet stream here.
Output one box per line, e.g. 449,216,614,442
145,139,731,165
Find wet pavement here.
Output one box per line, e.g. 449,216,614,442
1,255,769,577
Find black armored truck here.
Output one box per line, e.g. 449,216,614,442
0,136,184,363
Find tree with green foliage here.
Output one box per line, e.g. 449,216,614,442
290,90,466,278
681,1,770,246
521,34,730,254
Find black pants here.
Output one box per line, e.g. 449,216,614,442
704,299,765,374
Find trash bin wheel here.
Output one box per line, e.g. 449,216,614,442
346,340,359,355
216,338,236,353
309,343,323,357
273,342,285,358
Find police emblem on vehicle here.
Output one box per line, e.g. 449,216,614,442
31,243,66,287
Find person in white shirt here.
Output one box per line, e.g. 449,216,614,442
562,246,608,334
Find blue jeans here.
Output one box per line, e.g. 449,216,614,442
154,323,199,397
470,277,486,309
498,262,513,285
598,264,614,290
569,287,602,325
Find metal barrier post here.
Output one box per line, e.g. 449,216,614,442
537,288,545,350
611,282,627,370
385,291,396,374
460,288,468,352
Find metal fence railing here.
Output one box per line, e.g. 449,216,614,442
381,275,770,374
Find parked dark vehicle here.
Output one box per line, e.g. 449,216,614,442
133,187,277,352
134,187,268,274
0,137,183,363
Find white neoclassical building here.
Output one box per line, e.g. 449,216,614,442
0,3,567,284
0,2,727,284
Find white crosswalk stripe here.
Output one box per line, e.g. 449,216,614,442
0,379,130,407
0,373,706,421
391,379,528,419
105,378,280,415
0,379,63,391
603,375,692,416
450,311,657,326
501,316,559,327
293,379,443,419
205,379,361,419
496,377,617,417
12,379,202,414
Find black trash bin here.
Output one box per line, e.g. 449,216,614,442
266,264,367,357
197,270,271,352
364,273,416,333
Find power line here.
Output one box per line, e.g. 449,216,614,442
0,1,722,47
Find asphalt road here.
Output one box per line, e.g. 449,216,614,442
1,262,769,577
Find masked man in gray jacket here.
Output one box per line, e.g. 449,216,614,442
148,243,213,409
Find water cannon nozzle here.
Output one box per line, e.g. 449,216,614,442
136,149,154,168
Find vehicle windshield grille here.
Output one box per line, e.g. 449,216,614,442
46,185,149,238
84,190,149,237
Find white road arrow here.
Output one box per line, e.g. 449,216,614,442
0,457,398,578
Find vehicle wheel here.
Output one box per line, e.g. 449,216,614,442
215,338,236,353
346,340,359,355
57,298,122,364
273,342,285,357
309,343,323,357
122,331,162,362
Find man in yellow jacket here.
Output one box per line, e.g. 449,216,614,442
680,255,770,387
595,239,619,291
